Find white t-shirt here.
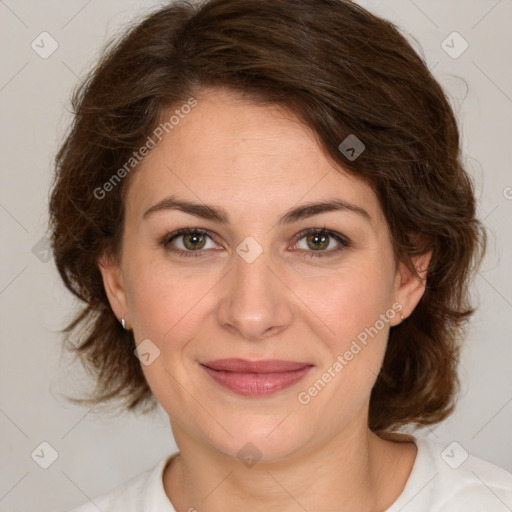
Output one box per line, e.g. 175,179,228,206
69,437,512,511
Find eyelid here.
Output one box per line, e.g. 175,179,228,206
159,226,350,258
290,227,350,258
292,227,350,248
158,228,220,253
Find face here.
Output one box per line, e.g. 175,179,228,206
100,88,427,463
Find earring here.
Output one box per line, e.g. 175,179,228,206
121,318,126,329
400,314,405,322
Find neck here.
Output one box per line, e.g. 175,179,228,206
163,422,415,512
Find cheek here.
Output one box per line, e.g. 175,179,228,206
123,259,213,404
126,262,208,341
298,261,395,344
292,260,395,403
125,245,396,353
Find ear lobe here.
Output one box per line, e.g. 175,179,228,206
97,253,128,327
393,251,432,324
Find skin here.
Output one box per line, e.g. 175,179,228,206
99,87,431,512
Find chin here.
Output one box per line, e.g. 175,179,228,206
204,411,313,465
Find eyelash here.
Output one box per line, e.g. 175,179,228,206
159,227,350,259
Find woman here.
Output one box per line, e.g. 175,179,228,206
49,0,512,510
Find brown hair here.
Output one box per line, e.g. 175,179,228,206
49,0,486,433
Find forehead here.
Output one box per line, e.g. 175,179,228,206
125,89,383,226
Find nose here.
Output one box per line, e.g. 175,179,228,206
216,247,294,342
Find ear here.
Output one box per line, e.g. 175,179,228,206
391,250,432,327
98,252,130,329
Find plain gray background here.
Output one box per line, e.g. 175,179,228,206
1,1,511,511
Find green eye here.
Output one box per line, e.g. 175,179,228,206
161,228,217,257
160,227,350,259
181,231,208,250
294,228,349,257
305,232,330,250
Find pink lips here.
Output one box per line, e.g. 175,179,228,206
200,358,313,396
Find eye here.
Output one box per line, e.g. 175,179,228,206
160,228,219,257
292,228,349,258
159,227,350,259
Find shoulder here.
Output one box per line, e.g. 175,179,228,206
66,453,178,512
67,472,146,512
387,437,512,512
426,438,512,510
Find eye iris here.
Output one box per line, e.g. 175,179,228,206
307,232,329,250
183,232,206,250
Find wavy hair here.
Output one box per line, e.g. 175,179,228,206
49,0,486,433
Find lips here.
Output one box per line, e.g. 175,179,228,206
201,358,311,373
200,358,313,396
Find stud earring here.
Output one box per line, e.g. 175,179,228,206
400,314,405,322
121,318,126,329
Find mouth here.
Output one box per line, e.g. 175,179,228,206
200,358,314,397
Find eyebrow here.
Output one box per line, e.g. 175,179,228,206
142,195,372,225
